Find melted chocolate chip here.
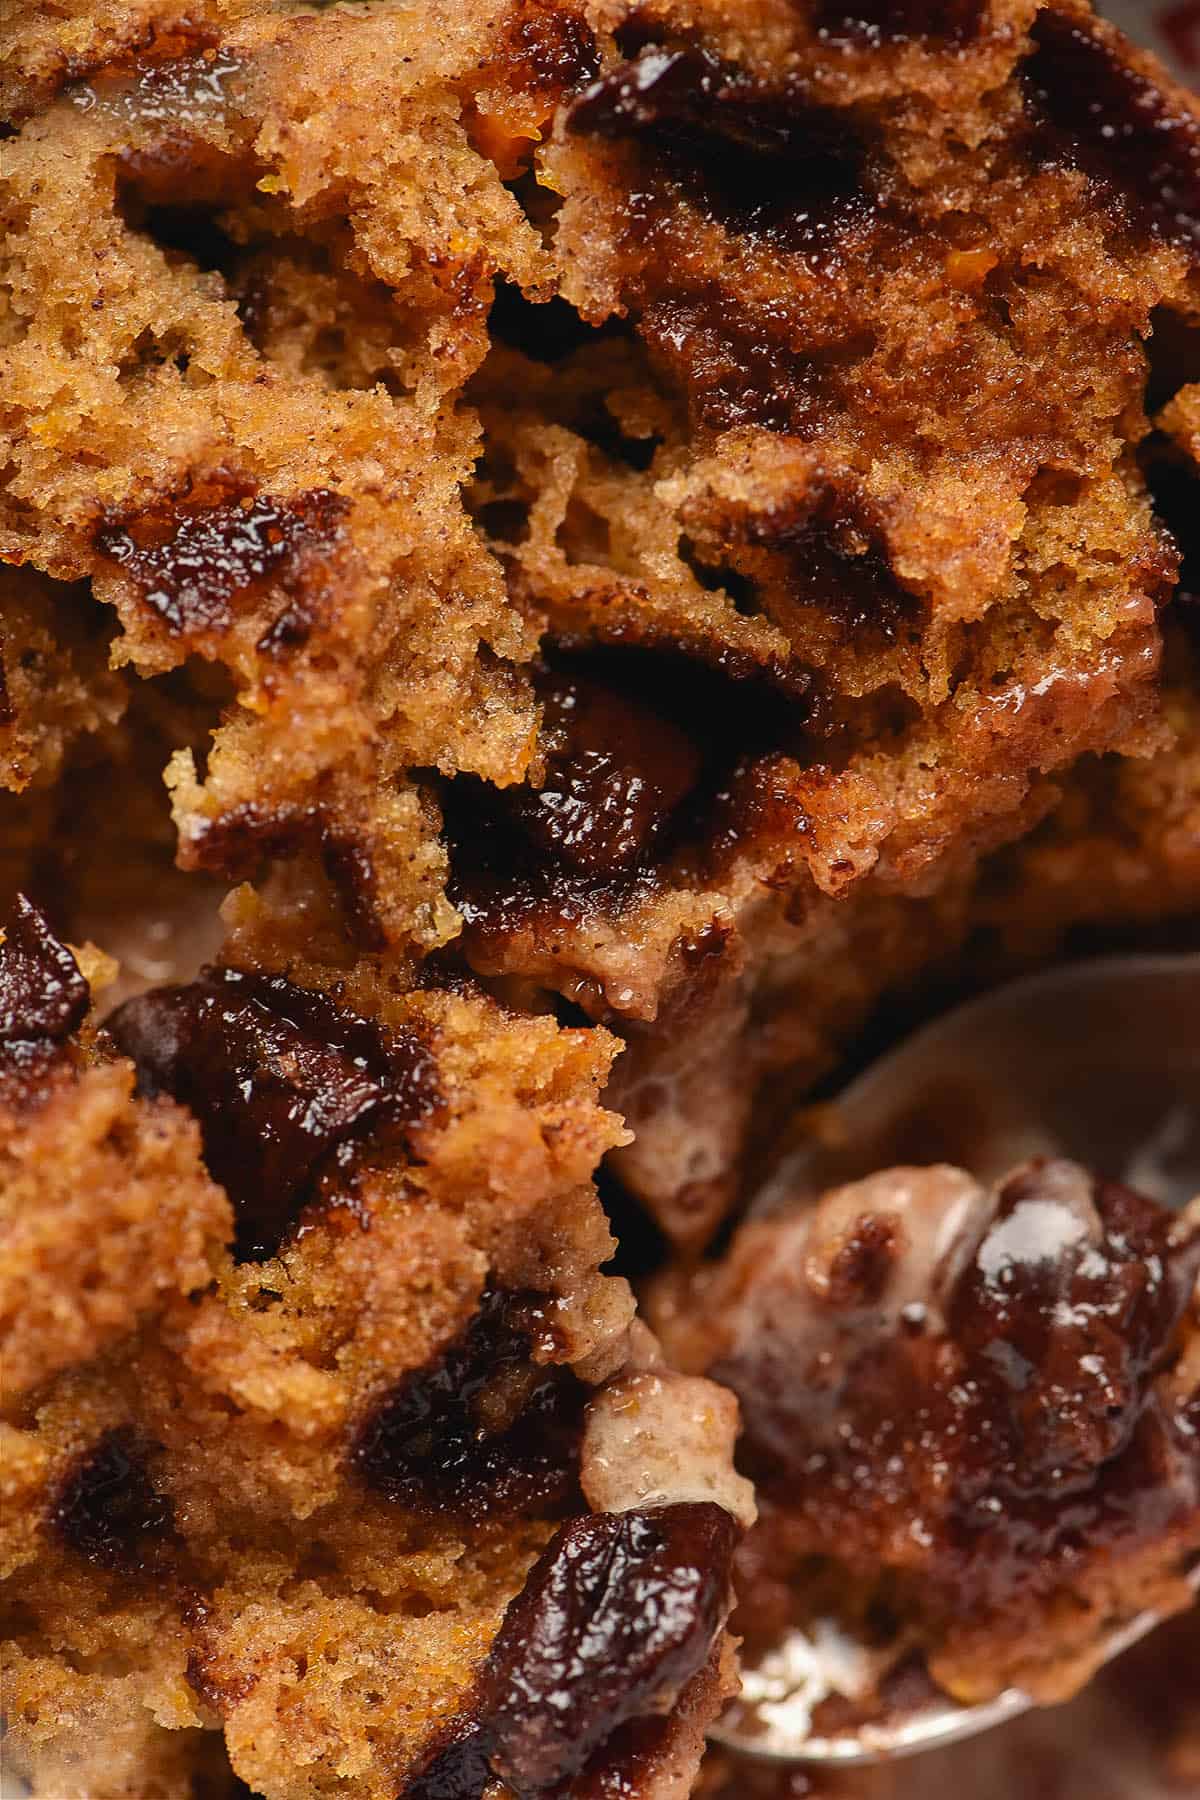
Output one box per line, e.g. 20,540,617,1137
481,1504,736,1797
1024,11,1200,252
515,670,702,878
444,647,810,952
568,45,873,263
506,0,599,94
52,1430,173,1572
814,0,984,44
947,1164,1199,1492
558,1714,676,1800
747,486,923,642
97,488,349,636
719,1160,1200,1633
106,968,438,1259
567,44,881,437
321,834,387,951
354,1288,586,1522
396,1504,736,1797
400,1725,495,1800
444,663,699,943
0,894,88,1069
183,803,386,949
0,645,12,729
0,892,88,1101
640,286,826,435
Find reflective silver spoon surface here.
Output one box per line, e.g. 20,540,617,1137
714,952,1200,1767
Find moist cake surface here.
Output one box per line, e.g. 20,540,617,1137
653,1156,1200,1714
2,0,1200,1249
0,897,753,1799
3,0,1200,1795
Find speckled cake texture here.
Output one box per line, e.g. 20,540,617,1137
2,0,1200,1246
0,900,752,1799
2,0,1200,1794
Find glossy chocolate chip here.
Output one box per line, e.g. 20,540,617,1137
97,487,349,635
506,1,599,94
444,663,700,945
514,671,702,879
814,0,984,44
481,1503,737,1796
1024,11,1200,252
745,485,924,642
52,1430,173,1573
354,1288,587,1522
717,1159,1200,1636
107,968,438,1259
444,645,810,951
0,893,88,1059
568,44,873,266
948,1162,1200,1488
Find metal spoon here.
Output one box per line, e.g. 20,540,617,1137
713,952,1200,1766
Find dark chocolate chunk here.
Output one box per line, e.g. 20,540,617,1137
948,1162,1200,1491
506,1,599,94
444,645,810,952
481,1503,736,1797
443,663,700,944
399,1725,494,1800
639,286,825,435
1024,11,1200,252
814,0,984,45
742,480,924,642
106,967,438,1259
354,1288,586,1521
97,487,349,635
52,1429,173,1573
0,893,89,1062
0,643,12,728
568,44,873,263
513,671,702,878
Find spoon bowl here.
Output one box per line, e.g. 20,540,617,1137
714,953,1200,1766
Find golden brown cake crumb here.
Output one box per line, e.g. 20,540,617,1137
4,0,1200,1792
0,897,750,1798
3,0,1200,1246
